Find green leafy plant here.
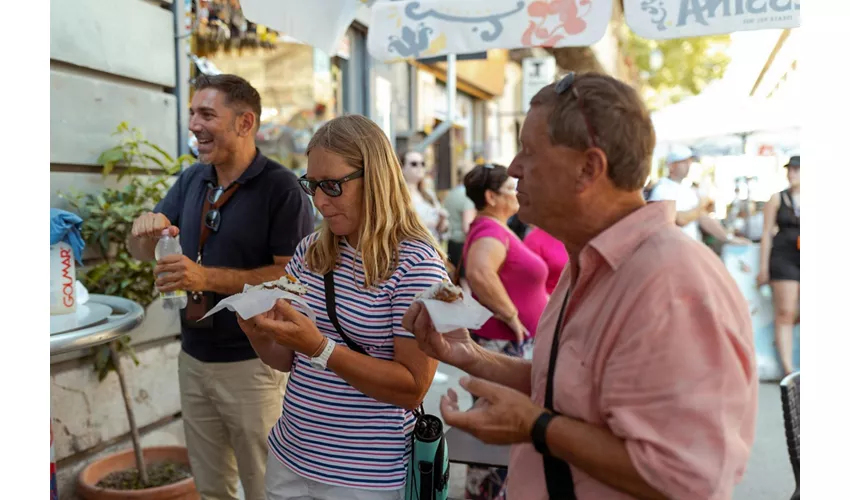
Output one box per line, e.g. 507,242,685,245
63,122,193,314
60,123,195,489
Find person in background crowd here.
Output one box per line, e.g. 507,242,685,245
400,149,451,383
524,225,569,295
507,213,531,240
188,130,199,158
462,164,548,348
459,163,549,499
129,74,314,500
729,200,765,242
404,72,756,500
649,145,749,246
642,177,658,200
758,155,801,377
443,164,477,270
401,150,449,242
238,115,448,499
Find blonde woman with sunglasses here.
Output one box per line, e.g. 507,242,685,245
237,115,449,500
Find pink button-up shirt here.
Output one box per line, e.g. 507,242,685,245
508,201,757,500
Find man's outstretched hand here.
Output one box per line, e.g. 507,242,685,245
401,301,480,370
441,376,544,445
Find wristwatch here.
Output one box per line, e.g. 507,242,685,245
531,411,557,456
309,339,335,370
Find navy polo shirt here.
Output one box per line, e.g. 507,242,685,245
154,150,314,363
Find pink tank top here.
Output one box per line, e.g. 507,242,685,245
524,227,569,294
462,217,549,341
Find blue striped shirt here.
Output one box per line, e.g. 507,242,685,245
268,233,448,490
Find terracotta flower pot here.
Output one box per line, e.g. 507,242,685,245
77,446,199,500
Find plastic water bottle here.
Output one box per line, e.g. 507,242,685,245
154,229,188,310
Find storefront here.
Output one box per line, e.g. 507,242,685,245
188,1,377,173
411,71,477,190
412,51,511,192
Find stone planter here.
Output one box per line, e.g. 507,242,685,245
77,446,198,500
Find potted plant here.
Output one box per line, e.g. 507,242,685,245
62,123,199,499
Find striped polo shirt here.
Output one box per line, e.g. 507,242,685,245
268,232,448,490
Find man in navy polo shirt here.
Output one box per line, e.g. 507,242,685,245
128,74,313,500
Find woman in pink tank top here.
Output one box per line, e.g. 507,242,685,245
461,164,549,344
460,164,549,498
524,226,569,294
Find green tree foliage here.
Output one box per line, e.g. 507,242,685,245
623,32,731,110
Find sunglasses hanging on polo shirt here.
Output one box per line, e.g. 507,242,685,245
182,182,240,327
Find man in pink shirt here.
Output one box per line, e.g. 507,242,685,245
403,72,757,499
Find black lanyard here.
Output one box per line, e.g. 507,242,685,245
542,281,577,499
545,287,572,410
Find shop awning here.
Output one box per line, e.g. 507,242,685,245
652,93,801,144
239,0,800,61
238,0,367,57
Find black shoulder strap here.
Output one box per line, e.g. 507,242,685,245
324,270,427,416
543,288,578,499
323,271,369,356
434,435,449,492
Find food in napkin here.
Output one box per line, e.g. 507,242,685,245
201,276,315,322
416,279,492,333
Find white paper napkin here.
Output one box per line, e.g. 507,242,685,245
200,286,316,322
417,295,493,333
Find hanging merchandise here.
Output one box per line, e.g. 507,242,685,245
192,0,282,56
190,54,223,76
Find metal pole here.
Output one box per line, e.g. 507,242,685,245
416,53,456,151
172,0,191,158
741,132,751,238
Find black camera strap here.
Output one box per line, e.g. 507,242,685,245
323,271,369,356
543,288,578,499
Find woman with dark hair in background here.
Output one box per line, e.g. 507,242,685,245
459,163,549,498
758,155,801,377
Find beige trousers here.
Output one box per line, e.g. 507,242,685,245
178,350,287,500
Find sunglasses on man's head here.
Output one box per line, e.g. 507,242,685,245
554,72,599,149
299,170,364,198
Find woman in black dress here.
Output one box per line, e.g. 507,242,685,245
758,155,800,376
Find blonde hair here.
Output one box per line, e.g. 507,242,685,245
305,115,445,288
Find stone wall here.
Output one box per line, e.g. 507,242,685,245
50,0,185,497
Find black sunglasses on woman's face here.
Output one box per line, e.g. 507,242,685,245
299,170,364,198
